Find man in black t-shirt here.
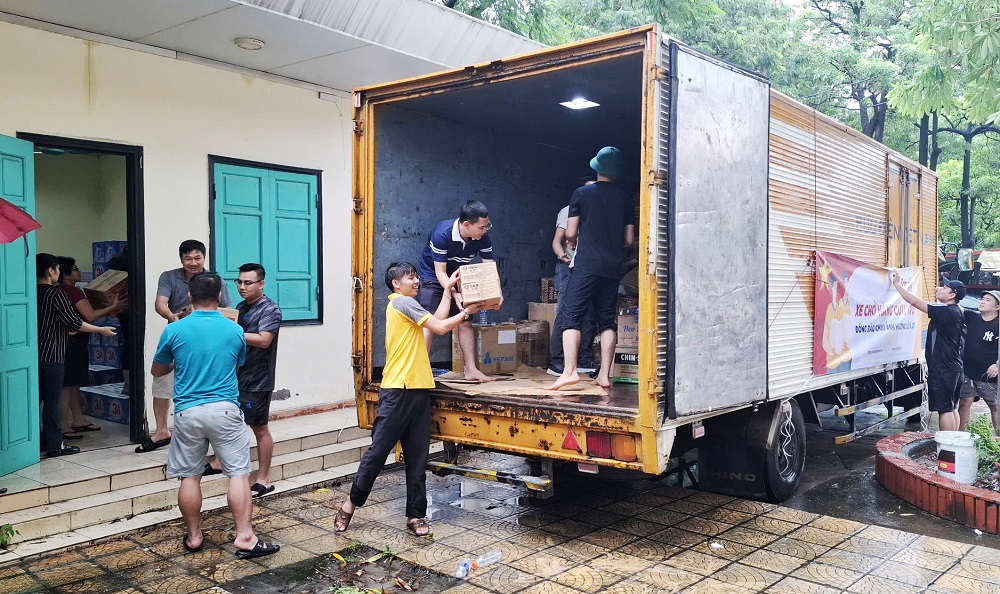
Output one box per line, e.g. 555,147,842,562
548,147,635,391
891,273,966,431
959,290,1000,435
205,263,282,497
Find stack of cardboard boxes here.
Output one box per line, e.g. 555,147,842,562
82,241,130,423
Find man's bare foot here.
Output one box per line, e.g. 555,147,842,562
149,430,171,443
546,372,580,390
592,377,611,389
465,369,494,383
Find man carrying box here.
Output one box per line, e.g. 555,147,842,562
137,240,232,453
418,200,501,382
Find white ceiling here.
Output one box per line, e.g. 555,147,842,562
0,0,545,92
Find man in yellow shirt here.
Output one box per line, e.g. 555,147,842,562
333,262,483,537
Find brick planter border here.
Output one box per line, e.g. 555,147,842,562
875,431,1000,534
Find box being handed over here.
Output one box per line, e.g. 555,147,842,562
84,270,127,309
459,262,503,309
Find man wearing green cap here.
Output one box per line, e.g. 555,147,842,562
548,147,635,391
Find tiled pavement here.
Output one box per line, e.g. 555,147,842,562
2,464,999,594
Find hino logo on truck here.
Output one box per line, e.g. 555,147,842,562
710,471,758,483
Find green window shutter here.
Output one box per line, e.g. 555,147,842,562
213,162,320,322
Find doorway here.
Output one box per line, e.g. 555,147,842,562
18,133,146,446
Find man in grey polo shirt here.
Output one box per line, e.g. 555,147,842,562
135,239,232,453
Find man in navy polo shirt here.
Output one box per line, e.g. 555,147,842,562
418,200,497,382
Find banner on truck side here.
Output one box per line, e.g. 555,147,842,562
813,251,923,375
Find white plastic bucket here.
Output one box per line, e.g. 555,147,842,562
935,430,979,484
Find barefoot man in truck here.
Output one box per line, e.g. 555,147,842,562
891,272,966,431
334,263,484,537
548,147,635,391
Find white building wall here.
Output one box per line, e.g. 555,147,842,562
0,21,356,414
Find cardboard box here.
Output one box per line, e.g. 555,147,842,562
540,277,558,303
617,307,639,348
88,365,123,386
81,384,129,424
451,323,518,375
612,347,639,384
459,262,503,308
528,302,558,334
219,307,240,323
516,320,549,369
84,269,128,309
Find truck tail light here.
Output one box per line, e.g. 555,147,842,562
586,432,637,462
586,432,612,458
611,434,638,462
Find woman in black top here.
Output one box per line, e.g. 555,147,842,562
36,253,117,457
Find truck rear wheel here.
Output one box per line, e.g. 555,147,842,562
763,399,806,502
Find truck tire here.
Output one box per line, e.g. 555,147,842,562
764,399,806,502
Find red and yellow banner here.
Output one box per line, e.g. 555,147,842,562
813,251,923,375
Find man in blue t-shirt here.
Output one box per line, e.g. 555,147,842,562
417,200,499,382
548,147,636,392
152,273,278,559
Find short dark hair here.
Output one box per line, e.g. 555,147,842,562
178,240,206,258
36,253,59,279
189,272,222,305
459,200,489,224
384,262,418,291
577,175,596,187
57,257,76,282
238,262,266,280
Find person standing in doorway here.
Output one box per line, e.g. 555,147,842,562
138,240,232,453
548,177,598,377
548,147,636,391
891,273,966,432
204,263,282,497
152,272,278,559
37,253,118,457
334,263,484,537
56,256,125,440
959,290,1000,435
417,200,499,382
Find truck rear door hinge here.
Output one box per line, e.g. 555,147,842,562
649,171,668,187
351,353,362,369
352,277,364,292
652,66,669,81
353,196,364,214
353,120,364,135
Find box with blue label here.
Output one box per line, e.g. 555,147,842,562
89,365,124,385
103,345,123,368
617,307,639,348
80,383,129,424
89,344,106,365
452,323,518,375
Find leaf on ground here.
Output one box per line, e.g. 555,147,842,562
395,577,413,591
315,488,331,492
332,553,345,562
362,552,384,564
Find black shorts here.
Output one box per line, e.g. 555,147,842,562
238,390,272,426
561,270,618,333
928,371,963,413
417,278,461,317
63,334,90,387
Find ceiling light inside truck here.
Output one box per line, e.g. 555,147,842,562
560,98,599,110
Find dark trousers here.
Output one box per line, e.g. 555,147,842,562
350,388,432,518
550,264,596,365
39,361,65,452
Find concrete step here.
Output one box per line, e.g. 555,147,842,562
0,423,370,516
2,436,375,546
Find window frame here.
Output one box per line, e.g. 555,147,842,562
208,155,324,326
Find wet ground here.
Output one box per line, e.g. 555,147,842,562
3,408,1000,593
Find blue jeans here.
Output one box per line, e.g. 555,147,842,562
550,264,597,366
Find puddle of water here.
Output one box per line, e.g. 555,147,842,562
222,544,457,593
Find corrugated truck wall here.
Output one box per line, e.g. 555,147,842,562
766,91,936,400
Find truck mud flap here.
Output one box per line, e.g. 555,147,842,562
427,460,554,499
696,406,770,500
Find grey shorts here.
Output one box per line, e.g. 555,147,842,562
151,371,174,400
167,400,251,478
961,377,999,406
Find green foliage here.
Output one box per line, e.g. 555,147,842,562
446,0,555,41
0,524,18,548
891,0,1000,124
966,414,1000,475
937,138,1000,246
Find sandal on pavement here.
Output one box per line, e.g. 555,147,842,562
333,507,353,532
135,437,170,453
62,432,83,440
406,517,431,537
72,423,101,432
250,482,275,498
202,463,222,476
183,533,203,553
234,539,280,559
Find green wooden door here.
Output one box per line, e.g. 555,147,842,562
0,135,38,476
213,163,319,321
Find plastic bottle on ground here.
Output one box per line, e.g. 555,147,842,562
455,559,473,579
473,549,502,569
